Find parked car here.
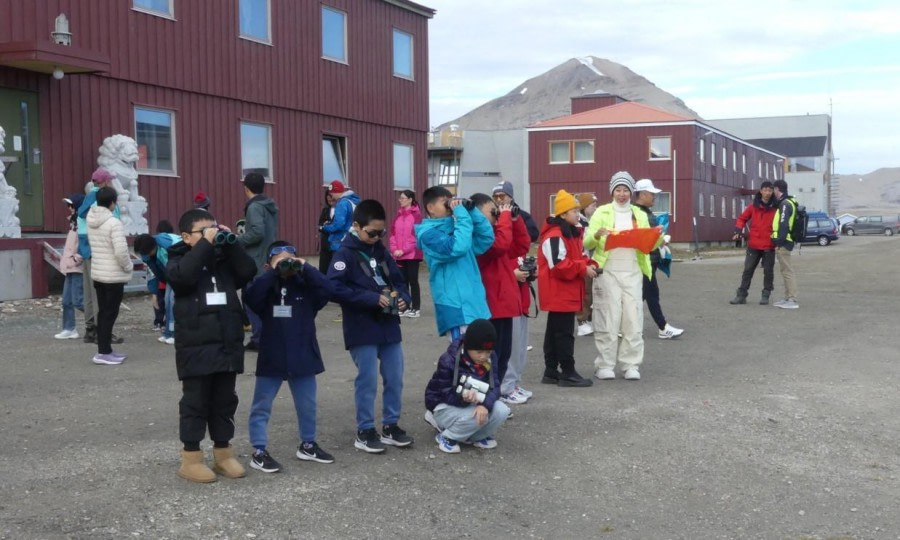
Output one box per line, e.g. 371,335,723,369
843,215,900,236
803,214,840,246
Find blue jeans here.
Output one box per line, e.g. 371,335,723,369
433,401,510,442
349,342,404,431
248,375,318,449
162,285,175,339
61,273,84,331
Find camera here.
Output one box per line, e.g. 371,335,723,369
518,256,537,282
214,229,237,245
381,288,400,316
444,198,474,212
277,259,302,275
509,202,521,219
456,374,489,403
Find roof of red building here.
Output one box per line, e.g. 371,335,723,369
531,101,695,129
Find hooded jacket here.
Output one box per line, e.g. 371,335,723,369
326,232,411,350
424,336,501,413
166,238,257,379
735,192,777,251
389,204,424,260
415,205,494,336
322,191,361,251
476,212,530,319
77,187,120,259
538,219,595,313
583,203,658,279
238,194,278,275
245,263,333,379
86,206,133,283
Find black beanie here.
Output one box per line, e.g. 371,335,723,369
464,319,497,351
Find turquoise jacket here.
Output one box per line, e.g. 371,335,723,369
415,205,494,336
77,187,120,259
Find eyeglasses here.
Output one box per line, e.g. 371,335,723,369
188,224,218,234
363,228,386,238
268,245,297,258
492,193,509,201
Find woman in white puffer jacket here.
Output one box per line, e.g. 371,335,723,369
86,186,133,365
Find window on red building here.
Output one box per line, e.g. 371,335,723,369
323,136,347,184
322,7,347,62
135,106,176,175
393,30,414,79
240,0,270,43
649,137,671,160
133,0,173,17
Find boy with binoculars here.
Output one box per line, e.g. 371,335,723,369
424,319,511,454
243,240,336,472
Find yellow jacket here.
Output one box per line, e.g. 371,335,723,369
583,203,660,279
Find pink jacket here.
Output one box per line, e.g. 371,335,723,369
389,204,424,260
59,229,83,275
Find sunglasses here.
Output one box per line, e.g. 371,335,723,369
362,228,386,238
268,245,297,258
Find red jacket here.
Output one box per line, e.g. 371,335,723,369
735,193,777,251
537,220,595,313
477,212,531,319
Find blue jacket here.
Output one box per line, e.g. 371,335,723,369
77,188,120,259
415,205,493,336
326,232,410,350
424,336,501,413
321,192,360,251
141,233,181,285
245,264,333,379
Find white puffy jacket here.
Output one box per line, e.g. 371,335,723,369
87,206,133,283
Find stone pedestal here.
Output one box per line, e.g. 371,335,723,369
0,197,21,238
121,200,148,235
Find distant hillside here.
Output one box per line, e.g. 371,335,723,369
837,168,900,213
440,56,700,131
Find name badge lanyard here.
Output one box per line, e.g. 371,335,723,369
206,276,227,305
273,286,292,317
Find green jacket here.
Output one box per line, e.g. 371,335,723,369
583,203,658,279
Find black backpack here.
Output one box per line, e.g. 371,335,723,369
788,197,807,244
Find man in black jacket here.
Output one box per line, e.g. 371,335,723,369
167,209,257,483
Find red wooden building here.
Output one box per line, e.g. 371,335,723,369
0,0,433,247
527,94,785,243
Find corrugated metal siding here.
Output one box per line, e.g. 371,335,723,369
529,124,778,242
0,0,430,251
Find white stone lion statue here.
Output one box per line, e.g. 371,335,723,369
97,134,144,203
0,125,17,199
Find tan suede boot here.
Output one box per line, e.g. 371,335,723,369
177,450,217,483
212,446,246,479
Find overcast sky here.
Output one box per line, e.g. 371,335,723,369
426,0,900,175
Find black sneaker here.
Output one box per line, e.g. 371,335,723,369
354,428,385,453
380,424,413,447
296,442,335,464
558,370,593,387
541,370,560,384
110,333,124,345
83,331,96,344
249,449,281,473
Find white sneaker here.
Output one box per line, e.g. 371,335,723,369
54,329,79,340
424,409,440,431
513,388,531,402
158,335,174,345
624,368,641,380
576,322,593,336
406,309,421,318
526,345,533,351
658,324,684,339
514,386,533,398
775,299,799,309
594,368,615,380
500,392,527,405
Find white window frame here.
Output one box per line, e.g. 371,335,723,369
698,193,705,216
323,135,348,185
710,194,715,217
393,143,414,190
758,161,762,177
549,141,571,164
238,0,272,44
732,150,737,172
132,0,174,19
742,154,747,174
722,147,727,169
732,197,737,219
721,197,726,219
240,121,274,183
711,143,716,165
699,140,705,162
392,29,414,80
438,158,459,186
648,136,672,161
652,192,671,215
134,106,177,176
322,6,348,64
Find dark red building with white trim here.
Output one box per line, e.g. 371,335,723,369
528,94,785,243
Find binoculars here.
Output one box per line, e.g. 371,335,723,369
214,229,237,245
456,374,489,404
277,259,302,273
444,198,475,212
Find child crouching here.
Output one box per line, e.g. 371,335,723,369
424,319,510,453
244,241,335,473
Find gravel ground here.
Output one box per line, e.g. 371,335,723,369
1,234,898,539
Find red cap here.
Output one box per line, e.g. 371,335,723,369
91,167,114,183
328,180,347,194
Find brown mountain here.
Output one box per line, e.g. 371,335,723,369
440,56,700,131
837,168,900,213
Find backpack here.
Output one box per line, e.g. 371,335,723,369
788,197,807,244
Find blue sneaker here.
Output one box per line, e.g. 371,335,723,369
435,433,460,454
472,437,497,449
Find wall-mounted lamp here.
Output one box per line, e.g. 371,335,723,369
52,67,64,80
51,14,72,46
